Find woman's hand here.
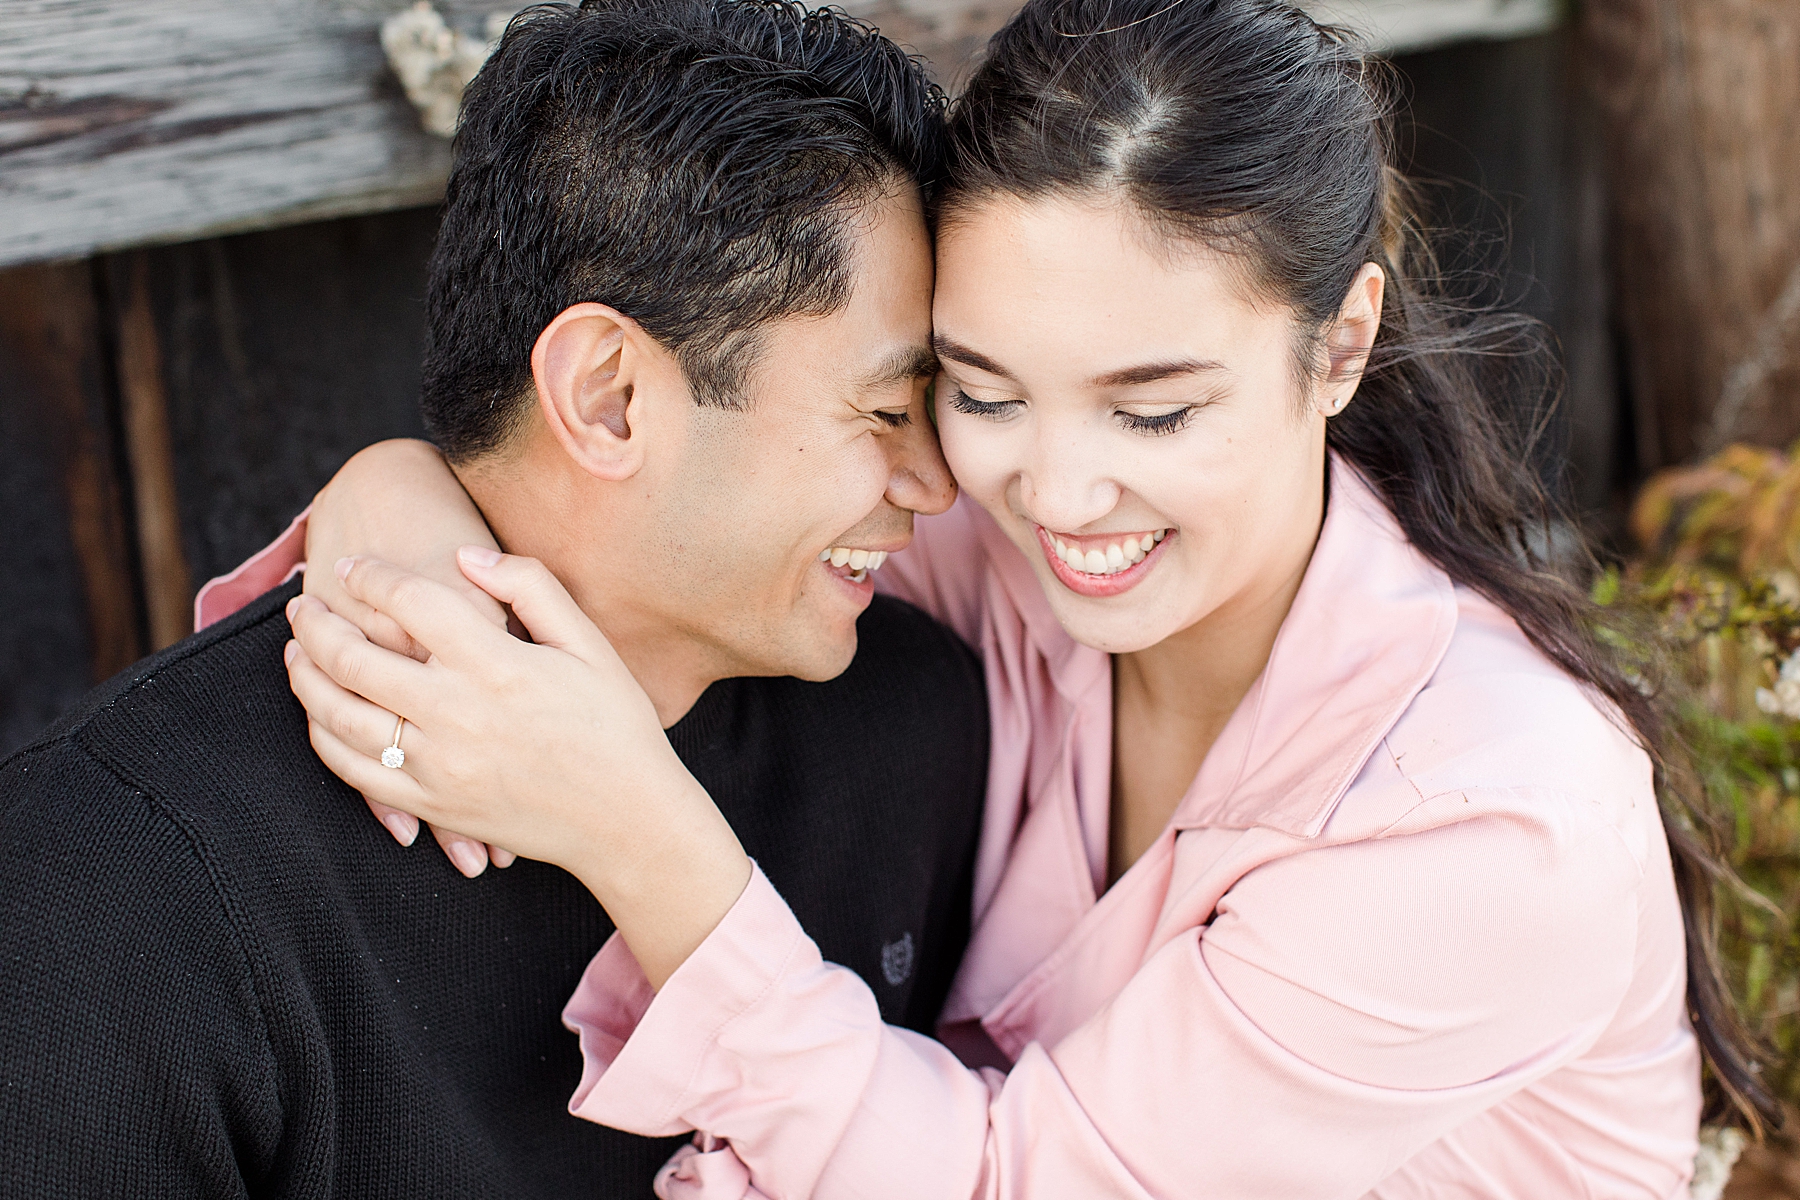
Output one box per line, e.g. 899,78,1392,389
301,438,515,876
285,547,753,990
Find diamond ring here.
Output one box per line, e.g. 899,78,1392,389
381,713,406,769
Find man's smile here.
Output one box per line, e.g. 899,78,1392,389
819,544,894,585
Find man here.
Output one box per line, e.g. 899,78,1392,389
0,2,987,1195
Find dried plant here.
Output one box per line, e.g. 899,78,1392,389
1604,442,1800,1111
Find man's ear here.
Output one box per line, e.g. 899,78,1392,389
530,303,664,481
1318,262,1386,417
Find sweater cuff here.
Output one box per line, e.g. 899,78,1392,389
194,505,310,630
563,863,807,1136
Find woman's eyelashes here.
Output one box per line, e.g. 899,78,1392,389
944,386,1020,420
943,384,1198,436
1115,407,1194,436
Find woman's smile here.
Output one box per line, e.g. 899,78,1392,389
1034,524,1173,597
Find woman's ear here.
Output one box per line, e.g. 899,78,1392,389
530,303,660,481
1318,263,1386,417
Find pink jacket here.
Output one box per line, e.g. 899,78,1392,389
201,459,1701,1199
562,461,1700,1200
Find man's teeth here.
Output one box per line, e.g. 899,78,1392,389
819,546,890,582
1050,529,1168,577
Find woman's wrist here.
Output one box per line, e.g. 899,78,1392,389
568,764,753,990
304,439,507,635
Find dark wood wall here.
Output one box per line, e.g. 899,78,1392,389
1398,28,1621,515
0,30,1620,757
0,208,437,754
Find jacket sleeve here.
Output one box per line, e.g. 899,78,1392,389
194,508,310,631
0,744,283,1198
563,797,1646,1200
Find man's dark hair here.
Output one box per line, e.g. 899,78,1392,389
420,0,946,460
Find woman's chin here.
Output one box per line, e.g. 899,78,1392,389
1041,584,1187,656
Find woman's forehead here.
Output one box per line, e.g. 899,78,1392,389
930,199,1290,383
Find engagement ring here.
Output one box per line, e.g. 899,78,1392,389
382,714,406,769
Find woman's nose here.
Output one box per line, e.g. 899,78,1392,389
1018,433,1120,533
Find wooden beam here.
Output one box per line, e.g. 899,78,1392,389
1,0,1565,269
0,0,467,269
1302,0,1557,55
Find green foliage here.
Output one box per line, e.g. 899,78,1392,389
1605,443,1800,1109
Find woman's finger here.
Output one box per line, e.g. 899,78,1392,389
430,823,490,878
303,563,433,663
455,547,619,667
365,797,420,847
305,716,429,816
291,639,513,874
285,633,416,761
288,594,434,718
335,556,510,670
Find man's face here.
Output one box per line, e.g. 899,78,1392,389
629,186,953,682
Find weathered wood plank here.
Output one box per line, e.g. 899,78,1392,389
111,250,194,650
1306,0,1556,54
1394,29,1619,514
0,0,1561,269
0,0,464,268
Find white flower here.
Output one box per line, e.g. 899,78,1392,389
1756,652,1800,720
381,2,506,137
1772,569,1800,608
1691,1125,1746,1200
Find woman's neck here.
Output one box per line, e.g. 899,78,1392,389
1106,509,1322,887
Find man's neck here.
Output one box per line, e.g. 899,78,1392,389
455,457,725,729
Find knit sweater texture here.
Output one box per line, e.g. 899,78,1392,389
0,581,988,1198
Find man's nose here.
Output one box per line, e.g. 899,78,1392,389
886,412,958,516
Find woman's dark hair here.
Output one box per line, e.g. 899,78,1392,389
942,0,1779,1132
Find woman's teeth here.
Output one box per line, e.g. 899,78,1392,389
1050,530,1167,577
819,546,889,583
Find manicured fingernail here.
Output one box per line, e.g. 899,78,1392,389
283,640,298,667
285,596,300,621
448,842,486,878
335,555,355,581
459,545,502,568
490,847,516,869
381,812,418,846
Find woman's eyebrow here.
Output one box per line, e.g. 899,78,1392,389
1089,358,1228,387
933,337,1228,389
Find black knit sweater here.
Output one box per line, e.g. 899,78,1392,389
0,582,987,1198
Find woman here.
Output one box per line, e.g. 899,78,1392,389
220,0,1768,1193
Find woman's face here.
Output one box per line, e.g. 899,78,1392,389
932,195,1348,655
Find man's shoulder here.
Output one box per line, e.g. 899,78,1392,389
0,589,303,1012
3,579,315,837
10,580,298,755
